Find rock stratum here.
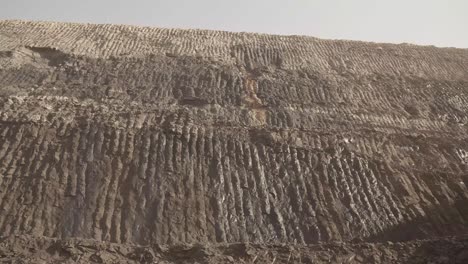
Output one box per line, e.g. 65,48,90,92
0,20,467,263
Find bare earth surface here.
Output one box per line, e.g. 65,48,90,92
0,20,467,263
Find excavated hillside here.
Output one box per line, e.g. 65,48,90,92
0,20,468,263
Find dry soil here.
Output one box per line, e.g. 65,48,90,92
0,20,467,263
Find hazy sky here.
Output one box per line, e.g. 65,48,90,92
1,0,467,48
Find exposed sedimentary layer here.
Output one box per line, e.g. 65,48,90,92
0,20,467,262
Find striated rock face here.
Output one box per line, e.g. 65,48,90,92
0,20,468,262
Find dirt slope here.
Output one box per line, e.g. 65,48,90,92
0,20,467,262
1,235,467,264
